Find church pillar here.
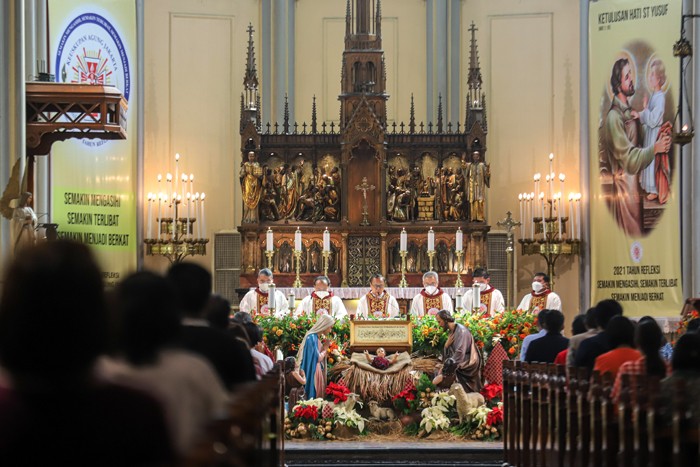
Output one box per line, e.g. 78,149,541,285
687,0,700,297
0,0,26,260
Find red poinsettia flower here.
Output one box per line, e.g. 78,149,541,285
481,383,503,401
325,381,351,403
486,406,504,426
294,405,319,421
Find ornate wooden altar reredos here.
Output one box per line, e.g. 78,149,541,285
238,3,490,288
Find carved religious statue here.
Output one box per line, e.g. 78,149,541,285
462,149,490,222
240,151,264,223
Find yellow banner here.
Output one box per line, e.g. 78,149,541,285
49,0,137,286
589,0,683,316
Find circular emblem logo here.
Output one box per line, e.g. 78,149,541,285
55,13,130,148
259,304,270,316
316,308,329,316
428,308,440,316
630,241,643,263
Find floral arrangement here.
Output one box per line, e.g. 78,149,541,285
326,381,352,404
333,407,367,434
284,399,336,440
420,405,452,434
257,310,537,361
391,380,418,415
450,402,503,440
480,383,503,406
676,307,700,338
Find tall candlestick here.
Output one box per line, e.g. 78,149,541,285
294,227,302,251
548,153,554,200
268,282,276,310
529,194,535,239
427,227,435,251
519,193,524,236
533,173,540,205
400,228,407,251
186,192,191,238
181,174,187,202
456,227,463,251
540,193,546,239
200,193,206,238
323,227,330,252
266,228,274,251
556,193,562,240
472,283,481,311
189,174,194,198
568,194,575,240
157,193,162,241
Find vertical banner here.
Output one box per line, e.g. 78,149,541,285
49,0,137,286
589,0,683,316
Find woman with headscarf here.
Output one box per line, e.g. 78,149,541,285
297,314,335,399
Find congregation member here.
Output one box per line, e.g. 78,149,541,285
243,321,274,377
575,299,623,371
517,272,561,313
566,307,599,367
0,241,174,465
525,310,569,364
435,310,482,393
612,318,669,402
295,275,347,319
462,268,504,315
593,316,640,378
239,268,290,317
100,271,230,454
555,314,587,365
297,314,336,398
519,310,550,361
167,262,256,390
410,271,453,317
355,273,401,319
658,333,700,427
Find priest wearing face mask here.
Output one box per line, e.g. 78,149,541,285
517,272,561,313
409,271,454,317
239,268,290,318
295,275,347,319
463,268,505,316
355,273,401,319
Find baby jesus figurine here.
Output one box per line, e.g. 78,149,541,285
364,347,399,370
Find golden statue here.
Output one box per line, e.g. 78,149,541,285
240,151,263,223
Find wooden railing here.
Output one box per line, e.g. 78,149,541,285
183,364,285,467
502,360,699,467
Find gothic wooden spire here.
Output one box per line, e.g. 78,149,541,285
244,23,258,91
467,22,483,108
311,95,318,134
437,94,444,133
409,93,416,134
283,94,290,134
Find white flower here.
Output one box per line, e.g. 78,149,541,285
333,407,367,433
291,398,326,412
430,392,456,410
466,404,491,428
420,405,451,433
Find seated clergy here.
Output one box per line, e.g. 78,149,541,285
239,268,289,317
295,275,347,319
410,271,453,317
517,272,561,313
462,268,505,316
355,273,401,319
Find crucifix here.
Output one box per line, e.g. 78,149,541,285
354,176,375,226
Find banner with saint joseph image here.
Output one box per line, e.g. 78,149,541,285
589,0,683,317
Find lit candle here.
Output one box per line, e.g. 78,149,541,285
568,193,575,240
200,193,206,238
157,193,163,241
427,227,435,251
556,193,562,240
195,193,200,238
540,192,546,239
559,174,566,227
174,153,180,194
548,153,554,200
189,174,194,197
186,192,191,238
576,194,581,240
519,193,524,235
533,173,540,205
545,174,550,202
147,193,153,239
267,227,274,252
682,124,689,132
400,228,407,251
529,194,535,239
295,227,302,251
456,227,463,251
323,227,330,252
181,173,188,202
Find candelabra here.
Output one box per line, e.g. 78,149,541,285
144,154,208,263
427,250,436,272
293,249,303,288
454,250,464,288
398,250,408,288
264,249,275,270
517,154,581,288
322,250,330,277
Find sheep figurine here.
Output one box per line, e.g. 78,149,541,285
449,383,485,424
368,401,396,421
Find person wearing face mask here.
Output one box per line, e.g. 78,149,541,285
295,275,347,319
409,271,454,317
356,273,401,319
239,268,290,317
516,272,561,313
462,268,505,316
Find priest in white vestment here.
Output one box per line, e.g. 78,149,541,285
517,272,561,313
356,273,401,319
239,268,290,318
295,275,347,319
462,268,505,316
409,271,453,317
